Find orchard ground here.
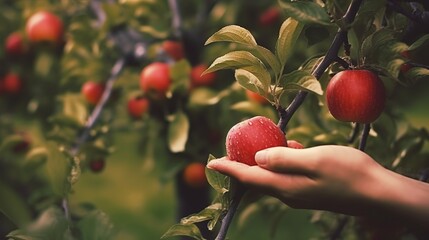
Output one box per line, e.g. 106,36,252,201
65,80,429,240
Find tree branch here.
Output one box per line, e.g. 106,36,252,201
278,0,363,131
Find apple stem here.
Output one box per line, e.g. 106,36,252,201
215,182,246,240
358,123,371,151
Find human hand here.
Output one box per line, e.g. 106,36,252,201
207,144,387,216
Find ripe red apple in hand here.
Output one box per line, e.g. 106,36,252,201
25,11,64,45
326,69,385,124
226,116,287,166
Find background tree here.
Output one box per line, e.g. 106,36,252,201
1,0,429,240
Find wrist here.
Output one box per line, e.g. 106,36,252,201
371,167,429,231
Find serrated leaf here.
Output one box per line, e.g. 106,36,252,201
206,25,281,75
206,155,230,194
408,34,429,51
161,224,205,240
205,25,257,46
167,110,190,153
180,203,222,225
205,51,271,92
276,18,304,66
278,0,331,26
279,70,323,95
235,69,265,94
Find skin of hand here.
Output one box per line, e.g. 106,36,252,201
207,144,429,231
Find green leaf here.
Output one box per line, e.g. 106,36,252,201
205,51,271,92
188,87,219,108
206,155,230,194
279,70,323,95
170,60,192,93
206,26,281,74
0,134,27,154
361,29,395,62
276,18,304,66
23,147,48,169
7,207,72,240
77,210,115,240
408,34,429,51
59,94,88,126
181,203,222,225
0,180,32,228
161,224,205,240
205,25,257,46
404,67,429,84
235,69,265,94
167,110,190,153
230,101,278,121
46,142,71,197
278,0,331,26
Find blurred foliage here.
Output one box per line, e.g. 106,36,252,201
1,0,429,240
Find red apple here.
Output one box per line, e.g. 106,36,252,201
245,89,269,105
258,7,281,26
162,40,184,61
81,81,104,105
2,73,22,94
190,64,216,87
5,32,27,56
326,70,385,124
140,62,171,97
89,159,105,173
127,96,149,118
183,162,207,188
25,11,64,45
226,116,287,166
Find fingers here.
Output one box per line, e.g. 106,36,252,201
255,147,319,174
207,157,317,197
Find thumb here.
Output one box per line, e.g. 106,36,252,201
255,147,315,174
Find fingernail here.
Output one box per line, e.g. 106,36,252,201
255,150,268,166
206,159,220,169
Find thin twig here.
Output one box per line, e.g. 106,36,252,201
215,182,246,240
168,0,183,39
70,57,126,156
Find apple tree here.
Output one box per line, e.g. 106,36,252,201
1,0,429,240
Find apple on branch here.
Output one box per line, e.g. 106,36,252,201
326,69,386,124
